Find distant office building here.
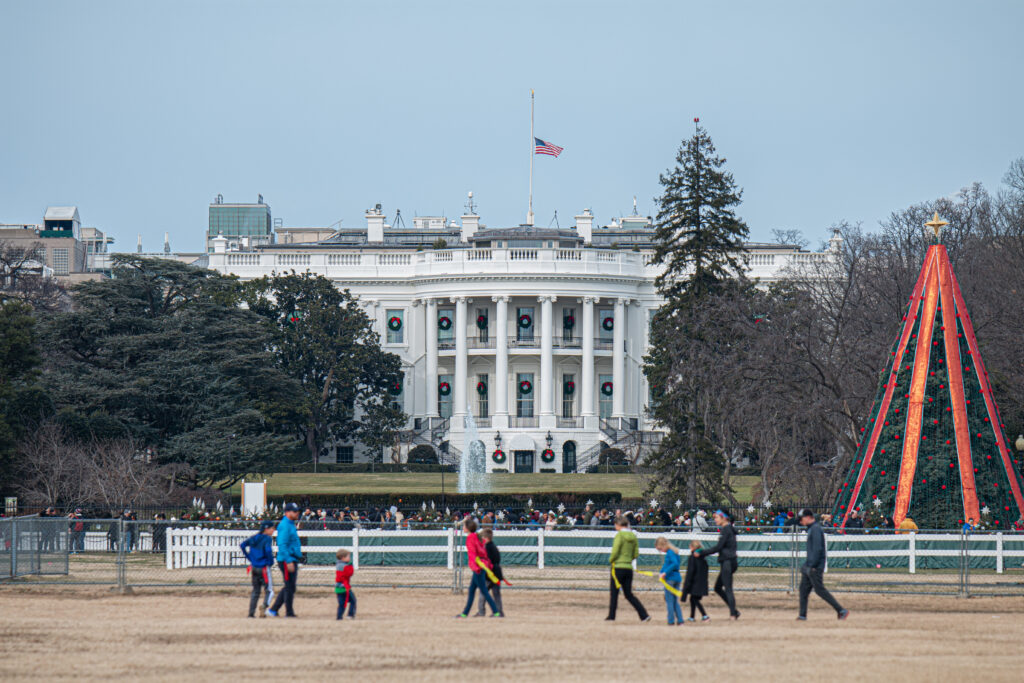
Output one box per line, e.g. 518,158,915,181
0,206,97,282
207,194,272,252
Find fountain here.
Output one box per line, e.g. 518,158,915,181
459,404,489,493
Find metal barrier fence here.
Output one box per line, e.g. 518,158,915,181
3,521,1023,598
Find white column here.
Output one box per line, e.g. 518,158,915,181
493,296,509,425
581,297,595,422
426,298,438,416
453,296,468,419
612,297,626,418
539,296,555,423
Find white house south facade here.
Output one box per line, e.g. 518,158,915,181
207,204,839,474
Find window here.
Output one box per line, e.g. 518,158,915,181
438,308,454,344
439,373,453,418
51,248,70,275
386,309,404,344
516,372,534,418
599,373,613,418
562,307,576,342
517,306,534,341
337,446,354,464
477,373,489,418
598,308,614,340
391,372,404,412
476,307,488,343
562,441,577,474
562,372,575,418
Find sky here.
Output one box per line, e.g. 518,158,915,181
2,0,1023,253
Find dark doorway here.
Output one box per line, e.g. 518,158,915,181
514,450,534,473
561,441,577,473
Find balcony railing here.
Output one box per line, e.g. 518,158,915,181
508,416,539,428
594,337,614,350
553,335,582,349
556,416,582,428
509,336,539,349
467,337,495,349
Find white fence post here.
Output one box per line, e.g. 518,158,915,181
996,532,1004,574
537,528,545,570
165,529,173,570
353,526,360,570
446,526,454,570
908,532,916,574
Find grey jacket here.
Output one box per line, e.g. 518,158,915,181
804,521,827,570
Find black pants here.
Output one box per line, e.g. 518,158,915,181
799,566,843,617
714,559,739,617
336,589,356,619
271,561,298,616
248,566,272,616
689,595,706,618
608,568,649,620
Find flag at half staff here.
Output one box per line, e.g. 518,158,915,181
534,138,563,157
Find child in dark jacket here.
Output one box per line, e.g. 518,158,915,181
475,528,505,616
239,520,276,618
335,549,355,620
682,539,710,622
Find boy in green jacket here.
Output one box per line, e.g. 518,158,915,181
606,515,650,622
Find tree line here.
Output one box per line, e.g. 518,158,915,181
0,256,404,507
644,128,1024,508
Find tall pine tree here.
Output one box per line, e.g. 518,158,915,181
645,123,750,506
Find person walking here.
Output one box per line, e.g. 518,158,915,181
240,520,276,618
797,508,849,621
268,503,303,617
605,515,650,622
694,510,740,620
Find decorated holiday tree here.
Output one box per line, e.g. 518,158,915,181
833,213,1024,530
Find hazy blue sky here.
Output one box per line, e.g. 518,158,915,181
2,1,1023,252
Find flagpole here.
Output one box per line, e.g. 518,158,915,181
527,89,534,226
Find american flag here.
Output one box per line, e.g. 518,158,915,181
534,137,563,157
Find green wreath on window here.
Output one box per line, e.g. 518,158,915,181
388,379,403,396
563,379,576,395
438,316,452,331
601,381,614,396
387,316,403,331
519,379,533,395
492,449,506,464
602,316,614,331
476,314,488,330
540,448,556,463
476,381,488,395
438,381,451,396
518,313,532,328
563,314,575,328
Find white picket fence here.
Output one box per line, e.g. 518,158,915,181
164,527,1024,574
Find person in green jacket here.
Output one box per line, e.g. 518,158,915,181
605,516,650,622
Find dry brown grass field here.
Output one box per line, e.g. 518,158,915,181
1,585,1023,682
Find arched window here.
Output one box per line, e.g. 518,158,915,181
562,440,577,474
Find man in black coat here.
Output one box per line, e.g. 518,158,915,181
798,509,849,621
694,510,740,620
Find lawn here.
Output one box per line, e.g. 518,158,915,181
231,473,760,501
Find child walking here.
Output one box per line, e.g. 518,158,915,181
655,537,683,625
682,539,710,622
239,520,276,618
457,518,501,618
335,549,356,620
475,528,505,616
606,515,650,622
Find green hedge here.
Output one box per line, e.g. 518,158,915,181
271,491,623,510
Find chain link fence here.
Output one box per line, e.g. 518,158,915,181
4,520,1023,599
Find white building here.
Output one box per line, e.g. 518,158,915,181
208,202,840,474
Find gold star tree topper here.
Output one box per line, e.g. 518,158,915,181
925,212,948,241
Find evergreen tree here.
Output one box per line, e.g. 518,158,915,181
650,124,749,305
0,299,47,492
45,257,301,489
645,124,750,506
242,273,405,467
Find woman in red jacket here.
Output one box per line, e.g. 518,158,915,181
457,518,501,618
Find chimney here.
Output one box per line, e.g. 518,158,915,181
211,235,228,254
460,213,480,242
366,204,385,243
163,231,170,254
574,209,594,245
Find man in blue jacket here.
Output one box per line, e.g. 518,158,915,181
798,509,849,621
268,503,303,617
240,520,276,618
